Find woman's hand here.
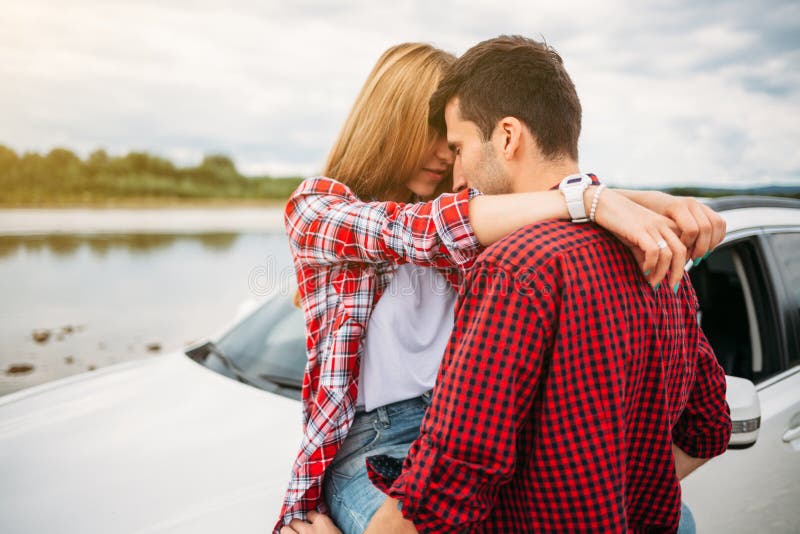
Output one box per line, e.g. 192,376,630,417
592,187,688,290
656,194,726,261
615,190,727,262
280,511,343,534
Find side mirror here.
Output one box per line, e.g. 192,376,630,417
726,376,761,449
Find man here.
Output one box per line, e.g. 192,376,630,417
364,34,731,533
284,35,731,533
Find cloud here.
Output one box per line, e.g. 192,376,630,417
0,0,797,186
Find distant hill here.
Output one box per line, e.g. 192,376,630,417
661,185,800,199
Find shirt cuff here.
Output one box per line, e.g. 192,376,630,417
672,417,731,458
369,436,500,533
430,187,483,266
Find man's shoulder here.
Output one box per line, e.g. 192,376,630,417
476,219,618,273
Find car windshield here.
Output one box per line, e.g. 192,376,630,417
194,294,307,400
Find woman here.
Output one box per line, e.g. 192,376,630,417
276,43,719,534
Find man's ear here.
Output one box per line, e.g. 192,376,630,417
494,117,524,160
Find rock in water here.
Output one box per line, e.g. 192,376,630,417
6,363,35,375
32,330,51,343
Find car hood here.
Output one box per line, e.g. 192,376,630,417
0,353,302,534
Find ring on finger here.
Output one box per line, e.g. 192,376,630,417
656,239,668,250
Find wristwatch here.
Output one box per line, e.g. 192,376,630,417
558,173,593,223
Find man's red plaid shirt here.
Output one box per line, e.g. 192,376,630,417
275,177,483,531
369,219,732,533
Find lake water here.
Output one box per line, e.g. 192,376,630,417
0,208,294,396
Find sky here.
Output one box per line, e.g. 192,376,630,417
1,0,798,188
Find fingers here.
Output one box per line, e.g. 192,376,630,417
281,512,341,534
639,229,661,282
669,201,700,252
308,512,343,534
662,228,688,291
640,222,686,291
307,511,331,526
701,203,727,251
628,212,675,287
600,194,694,289
645,228,672,288
665,198,726,262
686,201,712,261
631,247,646,274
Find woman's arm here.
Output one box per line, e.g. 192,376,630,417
469,186,716,290
466,189,567,245
284,177,482,269
286,177,721,290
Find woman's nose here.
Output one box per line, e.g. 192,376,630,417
435,139,454,165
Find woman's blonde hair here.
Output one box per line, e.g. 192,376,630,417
323,43,456,201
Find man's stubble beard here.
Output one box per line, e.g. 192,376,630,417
473,142,512,195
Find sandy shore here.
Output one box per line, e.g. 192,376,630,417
0,207,286,235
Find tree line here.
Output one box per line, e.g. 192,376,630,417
0,145,304,206
1,144,797,206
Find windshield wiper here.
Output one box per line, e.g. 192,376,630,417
203,341,258,387
187,341,299,391
259,373,302,390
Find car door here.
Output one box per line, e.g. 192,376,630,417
681,228,800,533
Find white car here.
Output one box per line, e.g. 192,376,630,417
1,196,798,534
682,196,800,533
0,296,308,534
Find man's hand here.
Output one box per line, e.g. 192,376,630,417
672,443,710,480
280,511,342,534
364,498,419,534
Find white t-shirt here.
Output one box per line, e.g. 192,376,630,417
356,264,457,411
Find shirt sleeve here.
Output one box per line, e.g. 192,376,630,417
284,177,483,268
385,261,558,532
672,288,732,458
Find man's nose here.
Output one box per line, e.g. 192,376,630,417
452,161,467,193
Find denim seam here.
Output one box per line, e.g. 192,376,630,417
328,423,383,481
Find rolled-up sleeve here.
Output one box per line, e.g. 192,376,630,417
672,318,732,458
284,177,483,268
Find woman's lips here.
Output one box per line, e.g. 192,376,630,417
423,168,447,180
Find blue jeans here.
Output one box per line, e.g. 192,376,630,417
678,502,696,534
323,392,431,534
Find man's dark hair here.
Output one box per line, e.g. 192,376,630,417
430,35,582,161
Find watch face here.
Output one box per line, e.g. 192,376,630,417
567,176,584,185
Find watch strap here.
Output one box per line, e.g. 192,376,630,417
559,173,591,223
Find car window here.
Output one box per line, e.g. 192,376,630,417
768,231,800,367
690,238,782,382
